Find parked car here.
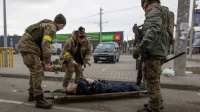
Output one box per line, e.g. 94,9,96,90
51,48,61,55
51,48,57,55
93,42,120,63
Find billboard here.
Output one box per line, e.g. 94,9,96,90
102,34,114,41
54,33,100,42
53,31,123,43
195,9,200,26
102,34,121,41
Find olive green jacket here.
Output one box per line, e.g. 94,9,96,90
17,19,57,64
59,30,92,67
141,4,171,56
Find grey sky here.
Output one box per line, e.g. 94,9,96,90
0,0,181,40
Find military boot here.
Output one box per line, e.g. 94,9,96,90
144,104,164,110
137,108,151,112
35,94,53,109
28,93,36,101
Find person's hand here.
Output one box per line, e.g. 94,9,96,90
41,61,45,68
66,84,77,94
166,56,169,60
87,61,92,66
133,46,144,59
86,78,94,84
44,62,51,71
72,61,78,67
93,79,99,83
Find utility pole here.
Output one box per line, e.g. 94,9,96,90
189,0,196,58
174,0,190,76
3,0,8,67
100,7,103,43
127,36,128,54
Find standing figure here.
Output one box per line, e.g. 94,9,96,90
17,13,66,109
133,0,171,112
60,26,92,89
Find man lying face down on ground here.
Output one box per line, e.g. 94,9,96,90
66,78,146,95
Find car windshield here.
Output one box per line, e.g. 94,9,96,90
96,43,114,50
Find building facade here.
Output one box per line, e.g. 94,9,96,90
0,31,124,53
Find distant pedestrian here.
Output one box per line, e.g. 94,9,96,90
17,13,66,109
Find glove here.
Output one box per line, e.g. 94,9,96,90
133,46,144,59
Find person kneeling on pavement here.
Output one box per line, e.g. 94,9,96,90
65,78,146,95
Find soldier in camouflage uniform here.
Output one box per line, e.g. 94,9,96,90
133,0,171,112
17,14,66,109
60,26,92,89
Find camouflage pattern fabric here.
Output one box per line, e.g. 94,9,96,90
62,63,83,88
21,52,44,97
18,19,57,97
142,56,165,112
17,19,57,64
60,30,91,88
59,30,92,68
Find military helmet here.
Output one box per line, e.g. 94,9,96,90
141,0,160,9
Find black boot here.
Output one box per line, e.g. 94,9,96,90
35,94,53,109
28,93,36,101
137,108,151,112
144,104,164,110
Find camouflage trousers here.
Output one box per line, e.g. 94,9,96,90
21,52,44,97
62,62,83,88
142,56,165,112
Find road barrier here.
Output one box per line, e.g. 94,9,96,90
0,47,13,67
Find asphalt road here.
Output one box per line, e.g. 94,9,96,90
0,77,200,112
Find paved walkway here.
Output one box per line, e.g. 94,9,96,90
0,54,200,90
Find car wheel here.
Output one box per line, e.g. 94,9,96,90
112,56,116,63
94,59,97,63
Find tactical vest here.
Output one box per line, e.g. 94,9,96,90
142,5,174,39
25,19,55,47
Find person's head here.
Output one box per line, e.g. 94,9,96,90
141,0,160,12
54,13,66,31
77,26,86,44
67,83,78,94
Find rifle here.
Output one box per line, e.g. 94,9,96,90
132,24,143,47
163,52,186,64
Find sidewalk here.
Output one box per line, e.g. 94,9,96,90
0,54,200,91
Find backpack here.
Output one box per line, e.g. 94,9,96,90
162,6,175,38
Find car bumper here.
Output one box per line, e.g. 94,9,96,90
93,55,114,61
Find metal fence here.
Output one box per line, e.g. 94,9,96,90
0,47,13,67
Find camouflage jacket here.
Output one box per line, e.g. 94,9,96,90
140,4,171,56
17,19,57,64
59,30,92,67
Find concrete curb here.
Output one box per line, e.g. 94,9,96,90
1,73,200,91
